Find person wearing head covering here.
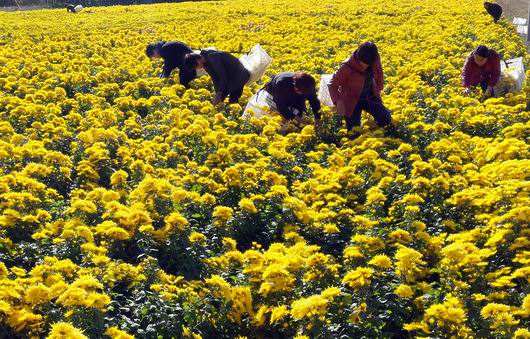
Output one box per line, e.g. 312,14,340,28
243,72,321,122
484,2,503,22
66,3,83,13
145,41,197,87
328,42,392,133
462,45,501,97
184,50,250,105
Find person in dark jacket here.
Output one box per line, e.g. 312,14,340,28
184,50,250,104
462,45,501,97
329,42,392,133
257,72,321,120
146,41,197,87
484,2,503,22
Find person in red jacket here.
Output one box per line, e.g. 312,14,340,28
462,45,501,97
328,42,392,134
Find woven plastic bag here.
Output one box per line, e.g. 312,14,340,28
495,57,525,96
242,90,277,119
239,44,272,84
502,57,525,91
318,74,334,107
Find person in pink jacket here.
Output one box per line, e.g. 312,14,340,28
328,42,392,134
462,45,501,97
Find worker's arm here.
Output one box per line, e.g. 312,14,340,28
159,42,189,79
329,64,348,104
461,54,473,88
373,57,384,93
161,60,176,78
307,91,321,120
179,66,197,88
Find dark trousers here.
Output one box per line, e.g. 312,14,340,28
345,96,392,130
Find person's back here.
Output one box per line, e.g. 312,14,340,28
184,49,250,104
199,49,250,103
201,50,249,89
146,41,196,86
265,72,296,98
264,72,320,120
484,2,502,22
158,42,192,62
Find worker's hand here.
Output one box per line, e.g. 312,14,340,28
462,87,471,95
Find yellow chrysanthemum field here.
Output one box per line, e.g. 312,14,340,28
0,0,529,337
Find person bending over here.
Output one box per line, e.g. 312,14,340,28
484,2,503,22
329,42,392,135
146,41,197,87
462,45,501,97
184,49,250,105
243,72,321,124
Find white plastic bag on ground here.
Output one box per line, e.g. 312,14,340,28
495,57,526,96
239,44,272,84
513,17,527,25
502,57,525,90
318,74,334,107
516,25,528,35
242,90,277,119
